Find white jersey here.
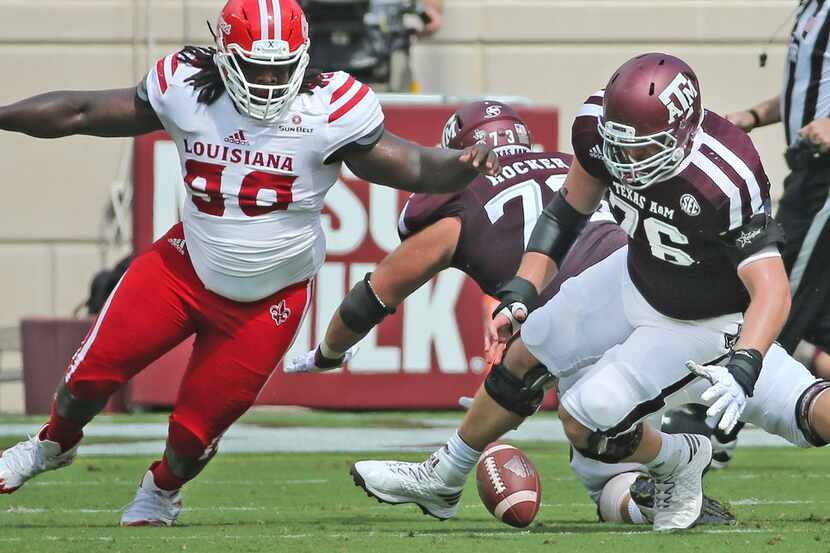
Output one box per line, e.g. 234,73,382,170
143,52,384,302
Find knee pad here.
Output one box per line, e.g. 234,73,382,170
796,379,830,447
166,419,219,479
575,423,644,464
56,381,110,425
484,362,554,417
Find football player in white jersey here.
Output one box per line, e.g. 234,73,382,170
0,0,497,526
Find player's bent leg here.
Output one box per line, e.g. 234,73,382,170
1,229,196,495
122,279,312,527
558,328,725,532
351,336,549,519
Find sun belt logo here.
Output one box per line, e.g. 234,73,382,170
270,300,292,326
679,193,701,216
658,73,698,124
224,130,250,146
484,105,502,118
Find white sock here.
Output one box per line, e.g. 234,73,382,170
646,432,690,476
442,431,482,476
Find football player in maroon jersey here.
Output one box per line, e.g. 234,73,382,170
342,53,809,533
289,97,830,528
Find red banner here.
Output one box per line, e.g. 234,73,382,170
130,101,558,409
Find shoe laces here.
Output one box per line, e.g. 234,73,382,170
390,459,437,483
653,479,676,511
2,435,43,476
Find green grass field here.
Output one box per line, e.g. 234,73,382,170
1,411,828,553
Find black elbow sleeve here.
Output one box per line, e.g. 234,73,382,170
339,273,396,334
526,189,590,264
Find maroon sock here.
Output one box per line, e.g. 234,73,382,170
150,458,188,491
43,405,83,452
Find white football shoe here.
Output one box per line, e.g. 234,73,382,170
350,447,466,520
652,434,713,532
0,428,78,494
120,470,183,527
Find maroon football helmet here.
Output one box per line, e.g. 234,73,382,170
597,52,702,189
441,100,532,154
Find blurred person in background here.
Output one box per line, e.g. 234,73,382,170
302,0,442,91
0,0,497,527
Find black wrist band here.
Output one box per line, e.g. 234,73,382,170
314,346,344,369
726,348,763,397
748,109,762,128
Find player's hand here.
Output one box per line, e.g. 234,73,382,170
686,360,747,433
459,143,500,176
725,110,757,132
284,345,358,373
799,117,830,151
484,310,523,363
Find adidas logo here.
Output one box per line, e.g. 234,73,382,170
168,238,186,255
589,144,603,160
224,129,250,145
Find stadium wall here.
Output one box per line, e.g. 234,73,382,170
0,0,792,409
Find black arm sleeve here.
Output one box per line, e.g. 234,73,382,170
526,188,590,264
719,212,786,267
325,123,385,164
135,74,152,107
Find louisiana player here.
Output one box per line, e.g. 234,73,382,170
0,0,497,526
349,53,794,532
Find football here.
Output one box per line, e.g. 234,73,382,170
476,443,541,528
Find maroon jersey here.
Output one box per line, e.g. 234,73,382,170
573,91,779,320
398,151,622,302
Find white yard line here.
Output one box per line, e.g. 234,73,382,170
0,420,793,454
0,526,823,543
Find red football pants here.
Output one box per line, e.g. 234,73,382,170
64,223,311,452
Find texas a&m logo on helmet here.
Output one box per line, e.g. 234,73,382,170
658,73,699,125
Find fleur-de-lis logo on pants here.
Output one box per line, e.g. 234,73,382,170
270,300,291,326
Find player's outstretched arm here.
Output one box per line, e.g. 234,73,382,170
342,130,499,194
0,87,162,139
284,217,460,373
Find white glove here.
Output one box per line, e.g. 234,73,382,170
686,360,747,433
284,346,358,374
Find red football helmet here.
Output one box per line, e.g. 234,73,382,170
214,0,310,122
441,100,532,155
597,52,702,189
